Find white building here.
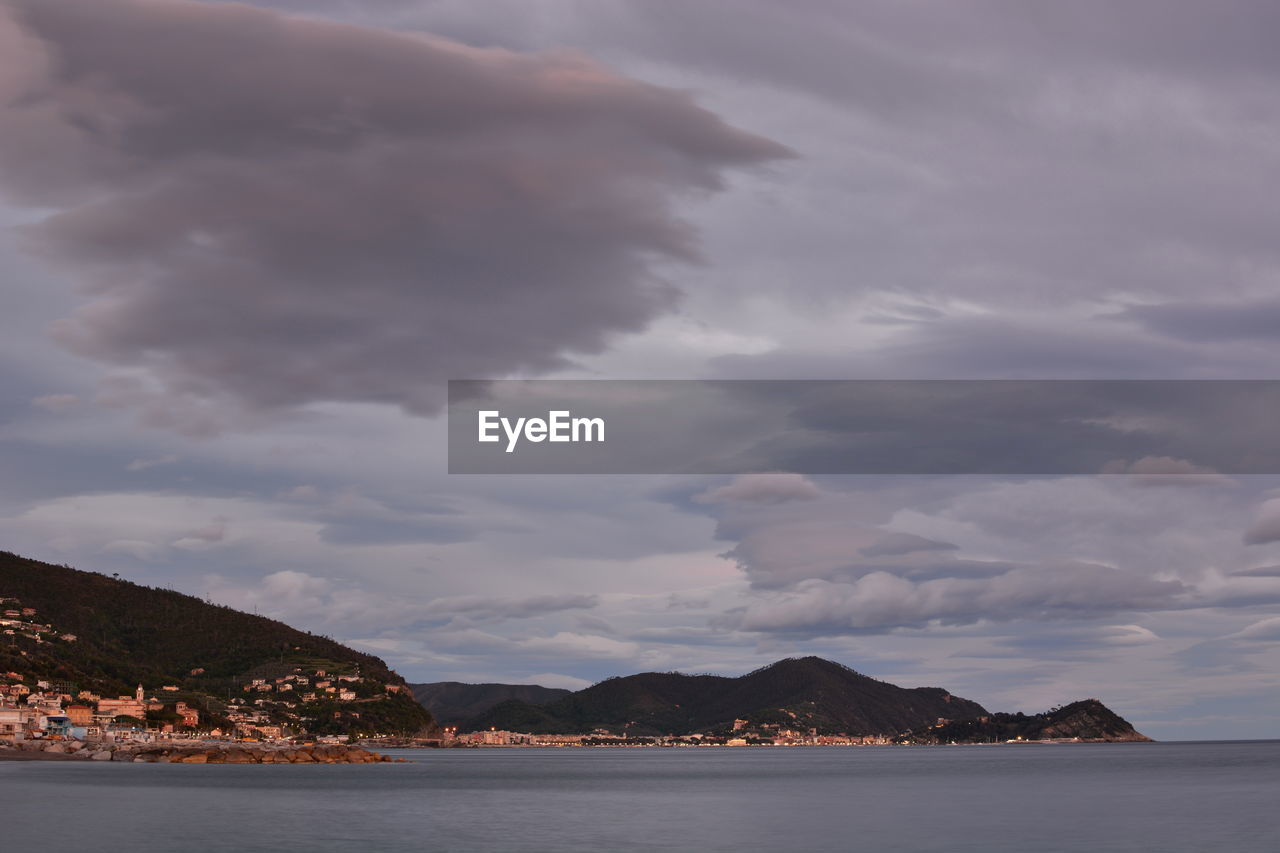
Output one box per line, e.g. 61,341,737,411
0,705,36,741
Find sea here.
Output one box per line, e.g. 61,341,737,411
4,740,1277,852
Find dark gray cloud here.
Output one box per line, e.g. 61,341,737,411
0,0,786,429
1122,300,1280,343
986,623,1162,662
617,1,1280,87
712,315,1242,381
537,0,1280,391
420,592,600,624
858,532,957,558
281,486,475,546
1232,565,1280,578
318,516,469,546
1174,617,1280,675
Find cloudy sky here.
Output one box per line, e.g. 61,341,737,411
3,0,1280,739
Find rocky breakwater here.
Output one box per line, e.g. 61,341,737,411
2,740,396,763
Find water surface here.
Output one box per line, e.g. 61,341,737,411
4,741,1277,852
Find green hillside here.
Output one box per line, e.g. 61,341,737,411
0,550,436,738
410,681,571,725
899,699,1152,743
463,657,988,736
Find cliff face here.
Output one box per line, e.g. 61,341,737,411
901,698,1152,743
463,657,988,736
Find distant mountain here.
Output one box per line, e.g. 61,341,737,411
462,656,989,736
410,682,571,724
899,699,1152,743
0,550,436,737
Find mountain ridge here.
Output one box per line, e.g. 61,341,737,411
451,658,1151,742
461,656,989,736
410,681,571,724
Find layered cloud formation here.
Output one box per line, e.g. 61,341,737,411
700,475,1198,635
3,0,1280,739
0,0,786,429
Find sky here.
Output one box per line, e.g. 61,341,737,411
2,0,1280,740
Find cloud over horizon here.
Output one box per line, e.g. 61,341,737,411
2,0,1280,739
696,473,1280,640
0,0,787,431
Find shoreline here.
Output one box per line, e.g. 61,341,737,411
3,735,1157,762
0,749,84,761
396,738,1152,750
1,740,396,764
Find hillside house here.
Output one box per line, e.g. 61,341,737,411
174,702,200,727
0,705,35,741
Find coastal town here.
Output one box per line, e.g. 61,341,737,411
2,661,907,749
445,724,898,748
0,672,409,744
1,586,1149,753
0,594,416,748
0,598,919,750
4,593,909,750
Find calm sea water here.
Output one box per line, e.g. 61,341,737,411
4,741,1278,852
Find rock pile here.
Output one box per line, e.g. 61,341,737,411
2,740,395,763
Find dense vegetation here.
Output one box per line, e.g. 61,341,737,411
0,551,436,737
898,699,1151,743
410,681,571,725
462,657,988,736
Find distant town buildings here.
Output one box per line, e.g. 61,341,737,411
0,595,413,745
445,728,897,748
